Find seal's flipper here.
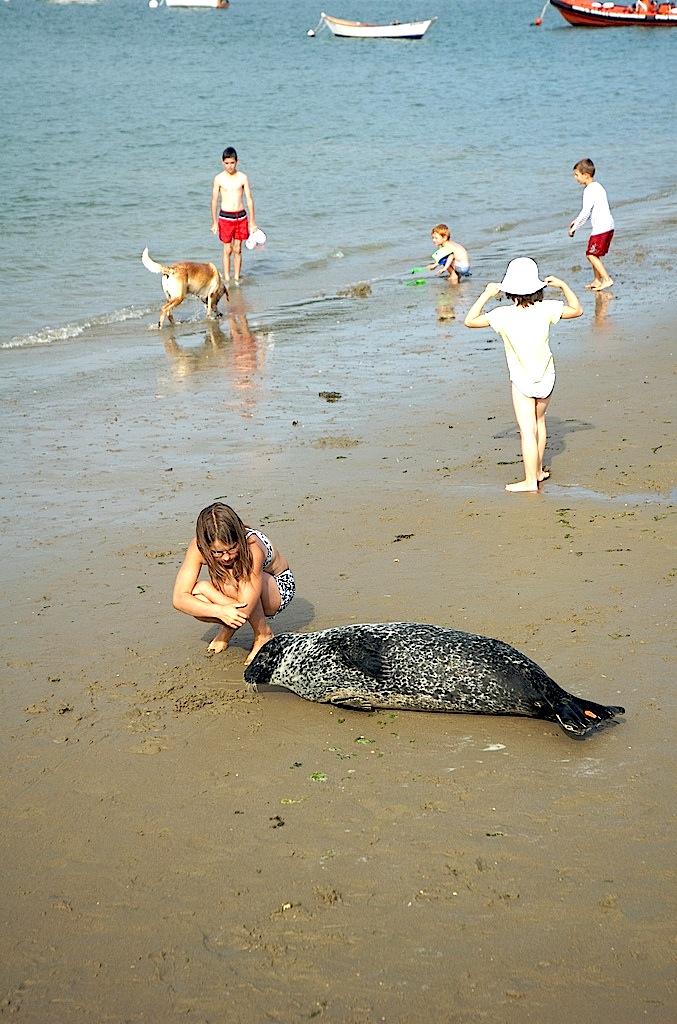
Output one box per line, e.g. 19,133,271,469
336,634,386,680
326,693,379,710
553,696,625,736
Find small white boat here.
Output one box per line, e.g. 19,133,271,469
163,0,228,8
319,12,436,38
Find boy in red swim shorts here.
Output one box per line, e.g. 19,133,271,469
568,158,614,292
211,147,258,283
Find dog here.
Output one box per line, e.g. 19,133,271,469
142,248,228,328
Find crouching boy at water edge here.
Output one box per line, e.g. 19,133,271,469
427,223,471,284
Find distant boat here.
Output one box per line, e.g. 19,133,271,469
549,0,677,25
163,0,229,8
319,12,436,39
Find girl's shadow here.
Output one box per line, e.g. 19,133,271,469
492,414,593,463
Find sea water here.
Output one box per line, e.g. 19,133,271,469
1,0,676,349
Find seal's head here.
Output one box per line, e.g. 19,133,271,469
244,635,285,690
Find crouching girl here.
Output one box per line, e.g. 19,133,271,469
173,502,295,664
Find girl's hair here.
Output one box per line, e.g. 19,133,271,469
505,289,545,308
432,223,451,239
195,502,253,590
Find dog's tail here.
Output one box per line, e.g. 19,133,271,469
141,248,168,275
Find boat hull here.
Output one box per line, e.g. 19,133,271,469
165,0,228,8
320,12,436,39
550,0,677,25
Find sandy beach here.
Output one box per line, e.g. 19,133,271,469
1,277,675,1022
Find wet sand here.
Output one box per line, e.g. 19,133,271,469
1,282,675,1022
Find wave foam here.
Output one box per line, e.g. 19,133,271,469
1,306,146,350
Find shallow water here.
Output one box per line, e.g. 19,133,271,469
1,0,676,346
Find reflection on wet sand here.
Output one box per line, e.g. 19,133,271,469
162,293,269,415
162,322,231,377
593,289,613,326
436,292,456,322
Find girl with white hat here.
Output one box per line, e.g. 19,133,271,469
464,258,582,492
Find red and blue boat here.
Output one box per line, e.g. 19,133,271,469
550,0,677,25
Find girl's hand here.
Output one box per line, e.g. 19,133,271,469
544,275,563,288
221,603,248,628
483,282,502,299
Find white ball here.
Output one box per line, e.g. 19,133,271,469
149,0,159,8
307,29,315,36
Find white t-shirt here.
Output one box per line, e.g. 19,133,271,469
571,181,614,235
486,300,564,383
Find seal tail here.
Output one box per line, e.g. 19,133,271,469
553,696,625,737
141,248,169,275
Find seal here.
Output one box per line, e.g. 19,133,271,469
244,622,625,738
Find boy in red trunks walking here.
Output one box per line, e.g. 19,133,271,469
211,147,257,284
568,158,614,292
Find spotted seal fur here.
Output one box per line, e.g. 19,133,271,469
244,622,625,738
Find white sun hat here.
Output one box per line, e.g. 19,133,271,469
245,229,267,250
499,257,546,295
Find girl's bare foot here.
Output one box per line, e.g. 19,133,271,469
208,640,228,654
208,626,231,654
505,480,539,492
244,632,274,666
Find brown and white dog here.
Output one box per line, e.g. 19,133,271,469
142,248,228,328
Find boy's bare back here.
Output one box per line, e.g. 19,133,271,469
448,240,469,266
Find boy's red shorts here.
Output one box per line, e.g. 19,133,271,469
587,230,614,257
218,210,249,243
